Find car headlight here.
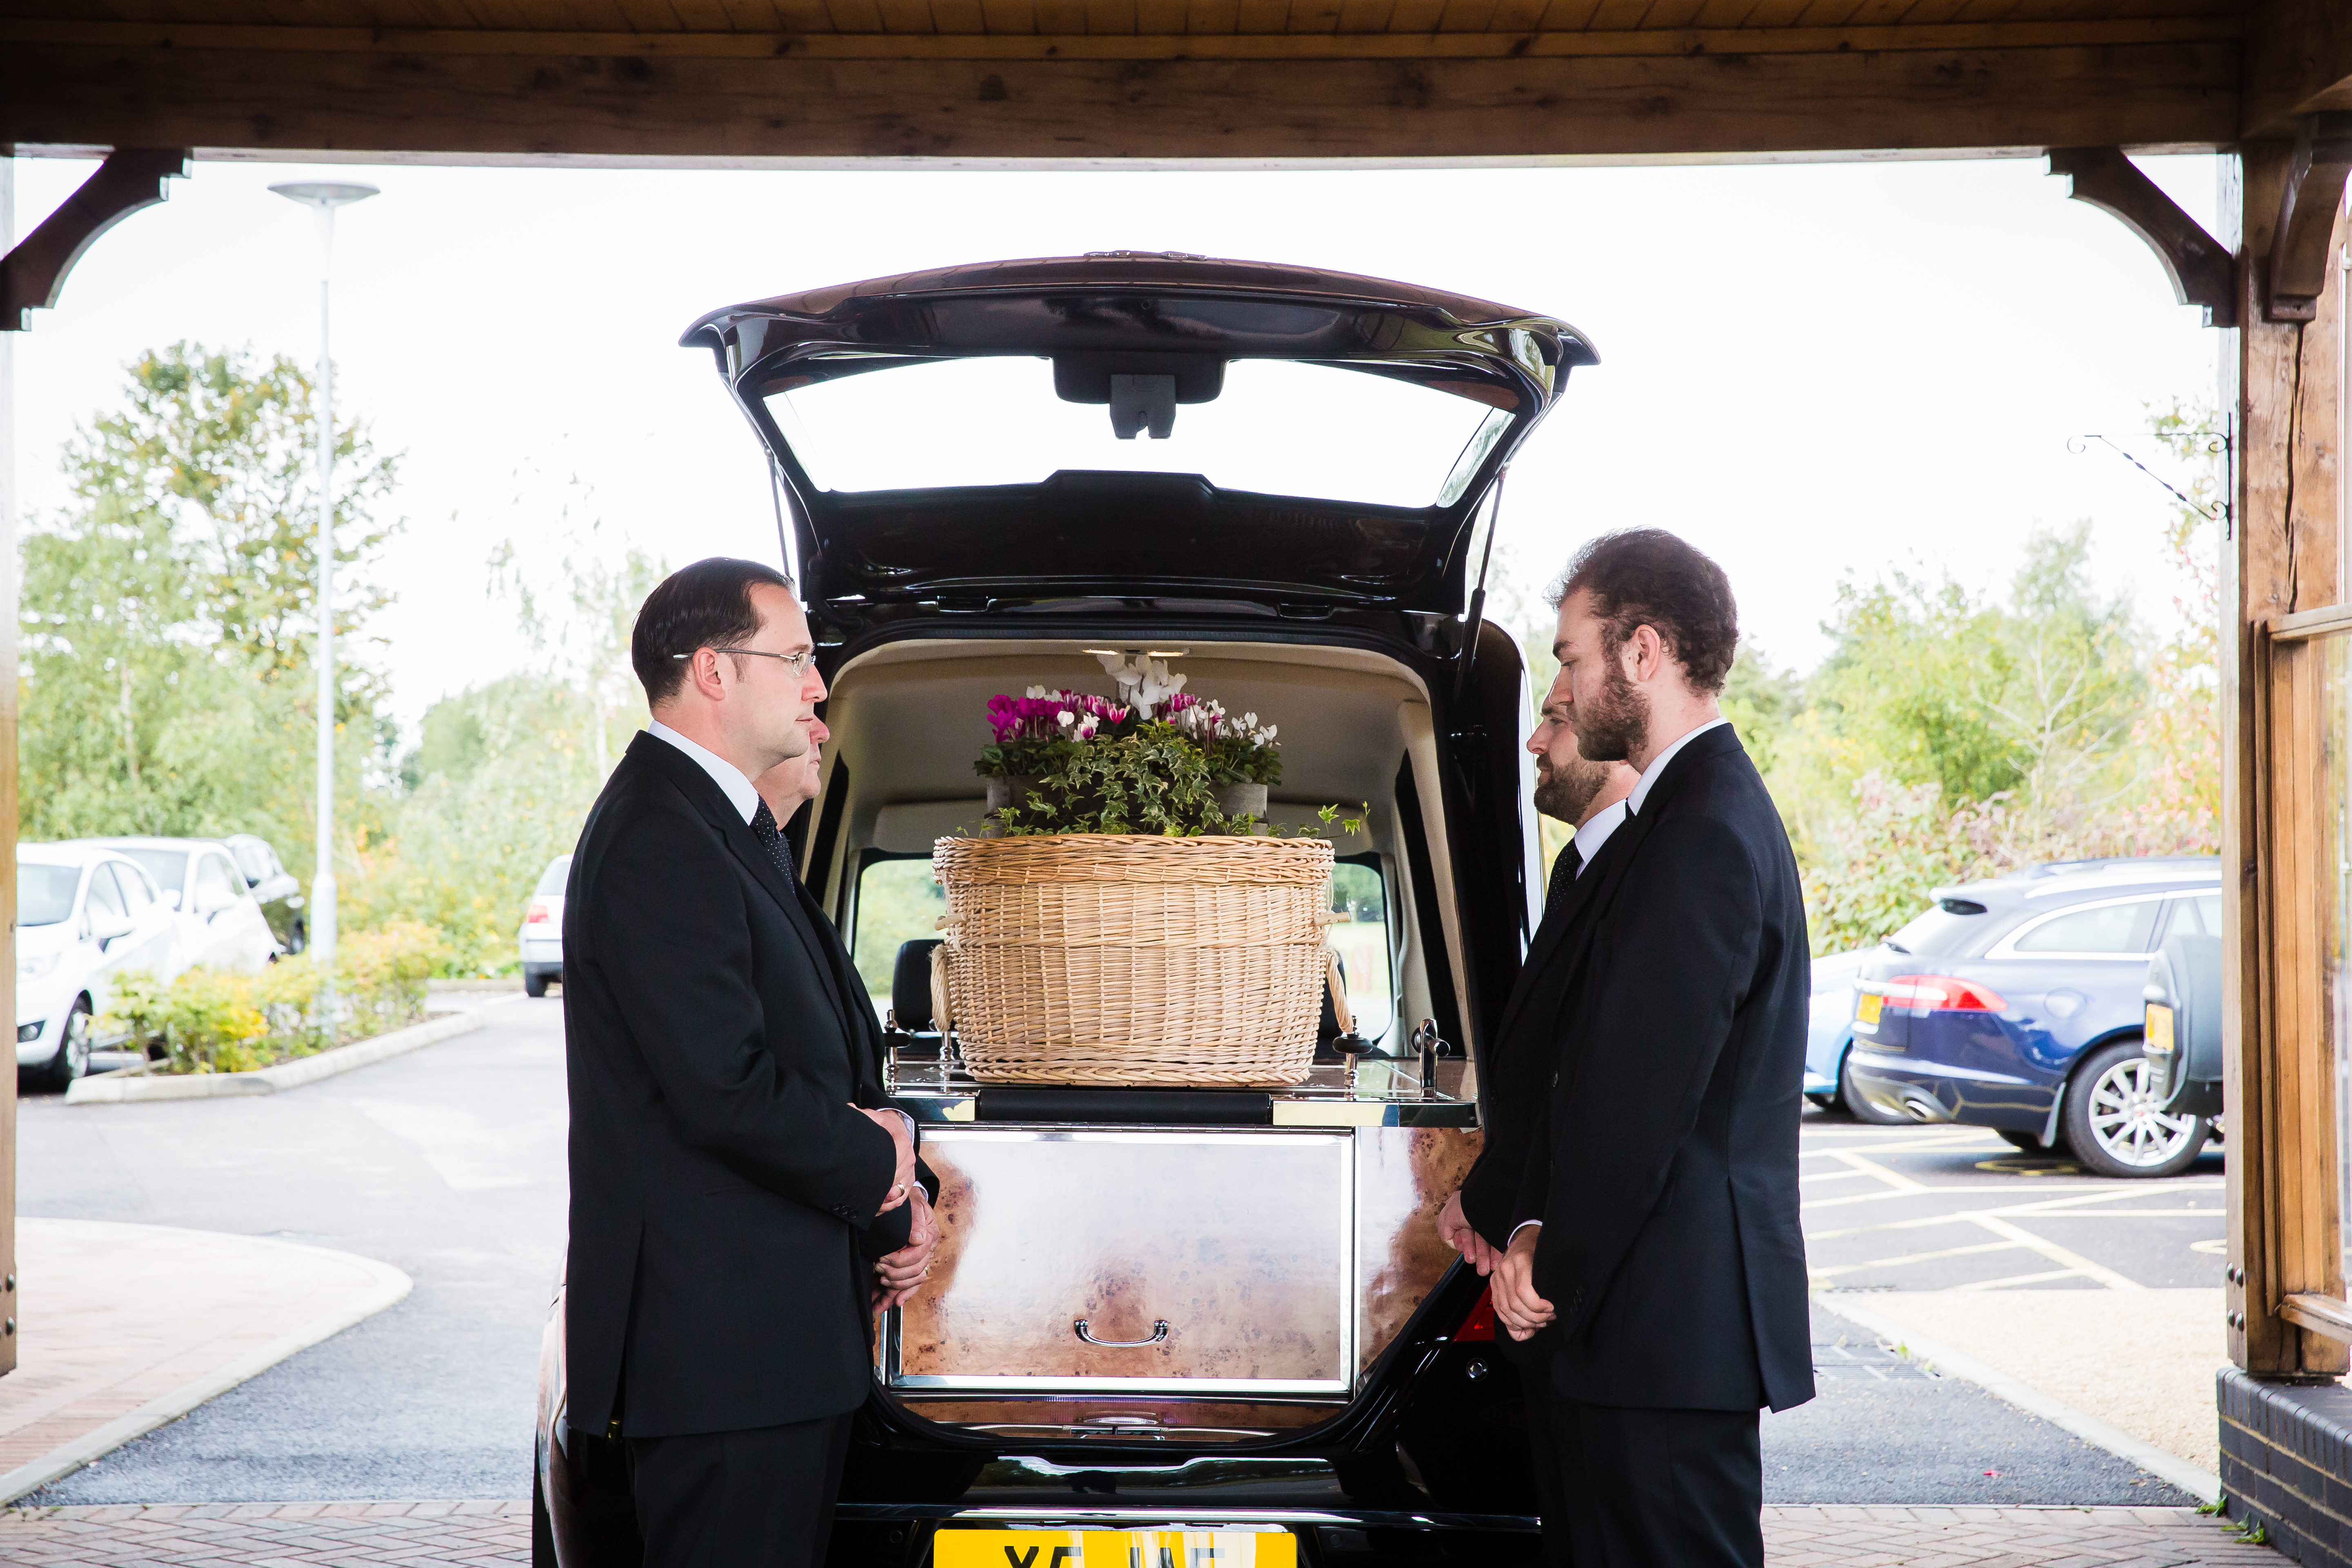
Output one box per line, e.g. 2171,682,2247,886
18,952,60,981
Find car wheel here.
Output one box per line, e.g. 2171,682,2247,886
2064,1039,2209,1178
525,970,549,999
1839,1050,1909,1125
40,999,94,1092
532,1466,556,1568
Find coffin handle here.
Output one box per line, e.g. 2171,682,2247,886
1074,1318,1170,1349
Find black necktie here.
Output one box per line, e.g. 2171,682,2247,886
1544,842,1584,923
749,800,795,882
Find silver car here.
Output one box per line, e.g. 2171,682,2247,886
519,853,571,998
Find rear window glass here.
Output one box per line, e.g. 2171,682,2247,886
536,856,573,897
1882,905,1987,959
853,858,947,1019
2013,899,2160,954
19,864,80,927
768,357,1506,510
122,848,187,895
2169,891,2223,936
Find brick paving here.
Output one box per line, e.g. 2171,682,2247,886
1762,1506,2280,1566
0,1502,2283,1565
0,1499,530,1564
0,1219,407,1497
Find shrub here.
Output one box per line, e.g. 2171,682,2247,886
104,920,452,1075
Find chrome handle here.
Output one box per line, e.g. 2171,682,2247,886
1074,1317,1169,1349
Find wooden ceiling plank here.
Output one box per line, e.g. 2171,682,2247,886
0,39,2236,158
928,0,987,31
2245,0,2352,137
661,0,743,24
1487,0,1550,33
825,0,888,31
1631,0,1715,28
1083,0,1139,31
979,0,1037,30
1580,0,1653,28
1183,0,1242,31
1532,0,1606,29
1385,0,1450,31
1232,0,1289,30
1434,0,1501,29
1034,0,1090,29
875,0,940,32
1335,0,1399,33
1136,0,1189,32
1286,0,1345,31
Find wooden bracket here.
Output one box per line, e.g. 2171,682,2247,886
2268,113,2352,323
2048,147,2235,328
0,146,189,331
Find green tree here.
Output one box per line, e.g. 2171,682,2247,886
20,344,398,858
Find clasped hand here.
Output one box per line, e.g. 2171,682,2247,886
857,1105,918,1216
1437,1191,1552,1341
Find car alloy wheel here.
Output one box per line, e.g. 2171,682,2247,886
42,1001,93,1091
2066,1039,2208,1178
1838,1050,1909,1125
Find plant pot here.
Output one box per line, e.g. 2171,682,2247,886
985,775,1040,815
1214,782,1269,821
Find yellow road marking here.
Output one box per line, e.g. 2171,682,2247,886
1965,1214,2143,1290
1807,1239,2028,1279
1953,1267,2096,1290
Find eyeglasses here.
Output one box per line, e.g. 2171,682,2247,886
673,647,817,679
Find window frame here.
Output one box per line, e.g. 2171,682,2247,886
1985,890,2174,961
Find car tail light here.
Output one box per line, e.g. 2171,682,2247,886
526,899,555,926
1884,974,2007,1013
1454,1284,1497,1342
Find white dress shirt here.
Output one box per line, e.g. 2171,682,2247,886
1627,716,1731,817
1572,797,1628,878
648,719,761,825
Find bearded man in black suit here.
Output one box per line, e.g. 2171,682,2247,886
1437,693,1635,1565
564,557,937,1567
1491,528,1814,1568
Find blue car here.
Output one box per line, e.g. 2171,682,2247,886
1843,856,2222,1177
1803,947,1909,1124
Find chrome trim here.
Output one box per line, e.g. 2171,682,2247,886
1076,1318,1170,1349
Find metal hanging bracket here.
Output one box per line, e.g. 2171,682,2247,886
2067,430,2233,539
1,147,191,330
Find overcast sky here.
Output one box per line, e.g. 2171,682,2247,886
8,153,2225,739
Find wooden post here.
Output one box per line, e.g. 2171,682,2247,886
2226,141,2351,1378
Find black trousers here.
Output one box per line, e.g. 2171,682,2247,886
627,1411,854,1568
1532,1396,1762,1568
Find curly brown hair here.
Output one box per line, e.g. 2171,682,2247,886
1548,528,1739,694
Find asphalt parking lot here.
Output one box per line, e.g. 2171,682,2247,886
10,1013,2227,1507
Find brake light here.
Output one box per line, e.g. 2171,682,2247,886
1884,974,2007,1013
1454,1285,1497,1343
525,899,555,926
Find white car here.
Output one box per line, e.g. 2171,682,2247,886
519,853,571,998
17,843,182,1089
75,837,282,974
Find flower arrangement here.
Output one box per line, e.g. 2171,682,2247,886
972,662,1359,839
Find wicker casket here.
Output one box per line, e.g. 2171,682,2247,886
931,833,1335,1086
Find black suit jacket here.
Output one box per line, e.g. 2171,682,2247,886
1513,724,1815,1414
564,731,915,1438
1457,824,1626,1250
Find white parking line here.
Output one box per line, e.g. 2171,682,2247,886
1808,1239,2028,1280
1805,1184,2221,1243
1953,1267,2096,1290
1967,1214,2143,1290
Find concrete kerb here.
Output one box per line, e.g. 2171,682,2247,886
0,1233,413,1503
1819,1292,2224,1504
63,1007,489,1104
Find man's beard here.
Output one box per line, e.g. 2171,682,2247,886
1533,753,1613,824
1569,659,1650,765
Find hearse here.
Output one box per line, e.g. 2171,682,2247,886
535,254,1598,1567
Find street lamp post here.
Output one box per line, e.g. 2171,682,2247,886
269,180,376,1038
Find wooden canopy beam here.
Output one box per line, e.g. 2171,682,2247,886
0,147,189,332
0,37,2238,166
2243,0,2352,141
2048,147,2235,327
2267,113,2352,321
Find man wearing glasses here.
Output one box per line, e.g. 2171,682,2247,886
562,557,933,1566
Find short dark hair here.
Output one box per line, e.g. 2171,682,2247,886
1549,529,1739,694
631,557,795,706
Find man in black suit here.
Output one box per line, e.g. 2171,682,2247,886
1491,529,1814,1568
564,557,934,1566
1436,695,1634,1565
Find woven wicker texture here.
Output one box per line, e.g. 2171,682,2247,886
933,835,1335,1086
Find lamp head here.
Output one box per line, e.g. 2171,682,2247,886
270,182,380,209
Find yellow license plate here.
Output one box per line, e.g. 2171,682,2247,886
1856,992,1884,1027
933,1529,1295,1568
2147,1002,2175,1056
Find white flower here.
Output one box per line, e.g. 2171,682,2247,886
1263,726,1277,741
1058,710,1076,726
1027,685,1050,699
1243,713,1258,728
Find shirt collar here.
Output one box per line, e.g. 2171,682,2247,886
1627,717,1731,817
1572,797,1628,875
648,719,762,825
